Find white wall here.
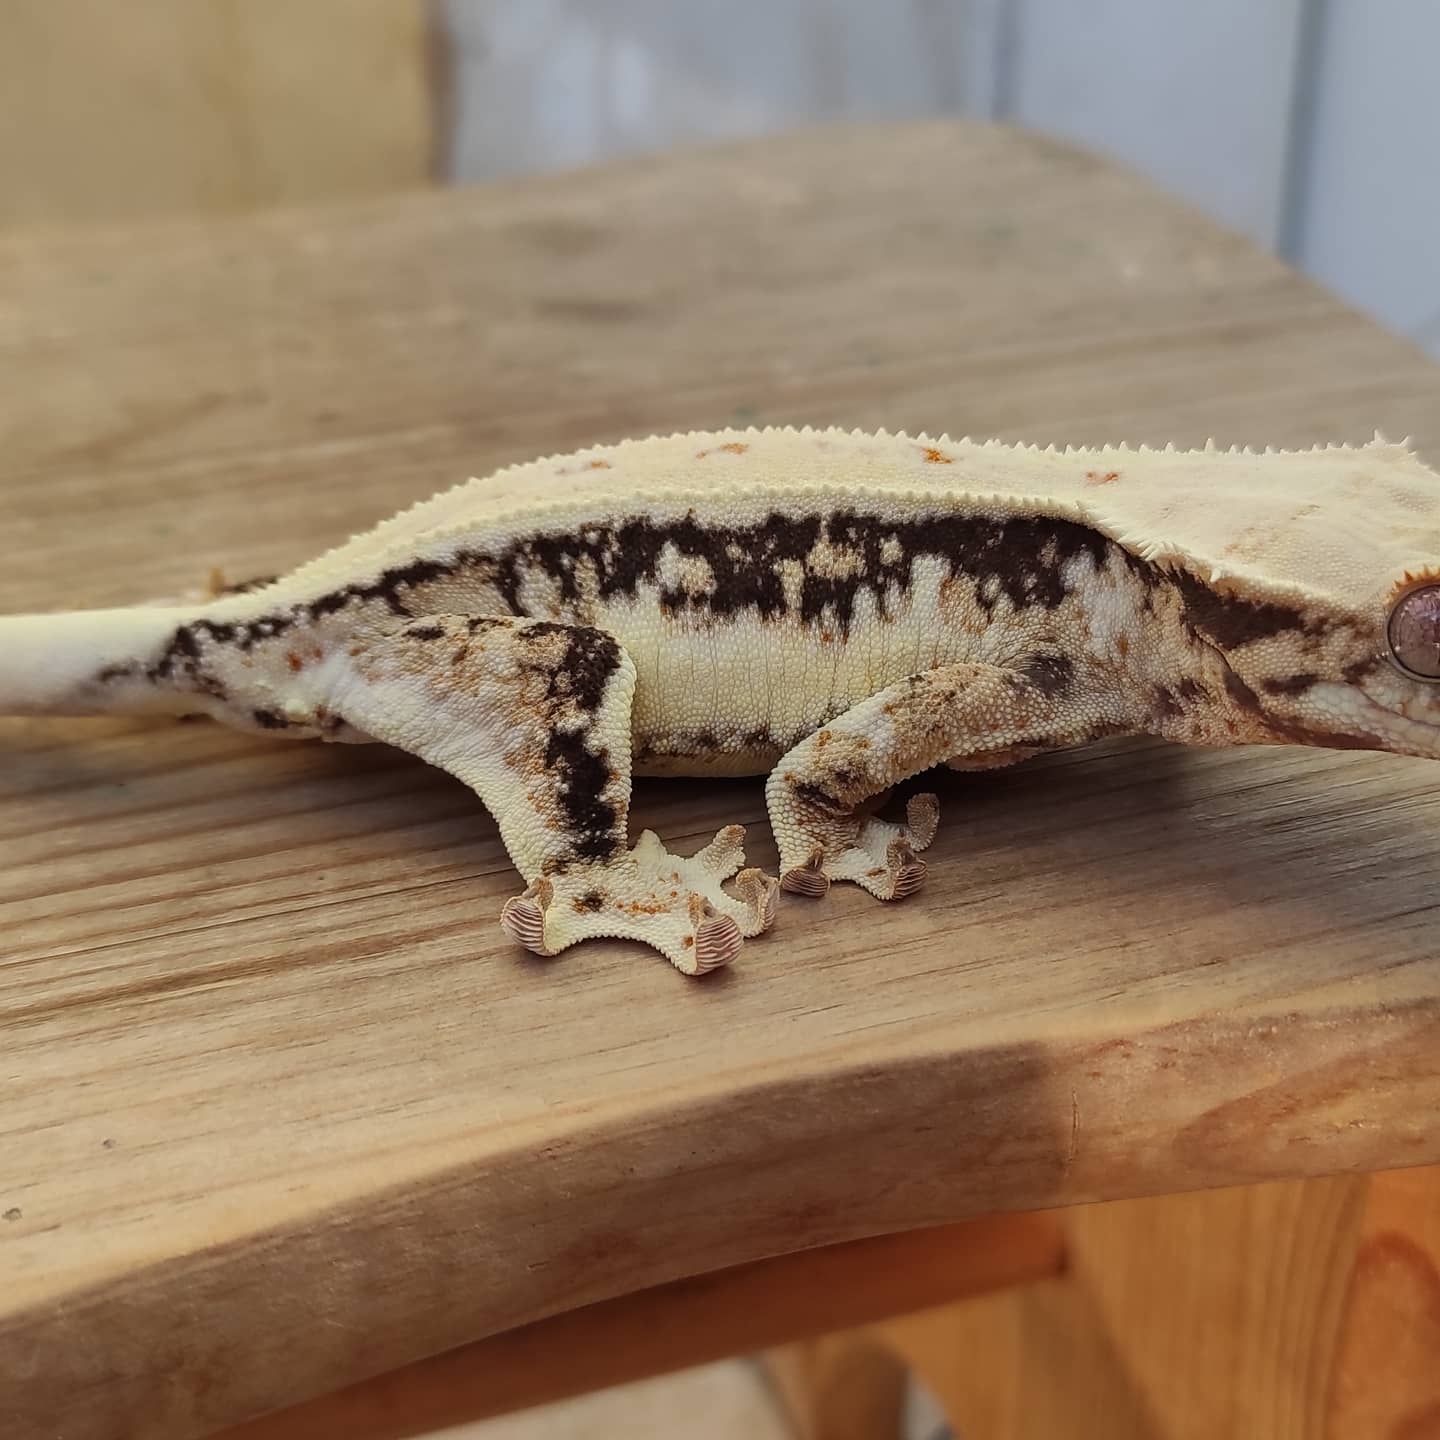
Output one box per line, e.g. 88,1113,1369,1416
999,0,1306,250
442,0,983,181
441,0,1440,358
1290,0,1440,356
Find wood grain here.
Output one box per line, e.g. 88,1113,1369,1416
1328,1168,1440,1439
0,0,434,226
225,1213,1061,1440
875,1164,1440,1439
765,1335,910,1440
3,122,1440,1440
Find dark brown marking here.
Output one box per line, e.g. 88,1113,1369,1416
573,889,606,913
497,508,1131,638
542,728,618,863
790,779,845,814
405,623,446,642
1343,655,1381,685
514,622,627,867
1153,685,1182,719
524,622,621,713
1222,667,1263,714
1262,672,1320,697
1019,652,1075,698
1265,718,1385,751
1173,571,1322,651
146,612,300,693
635,724,787,764
306,554,471,622
252,708,291,730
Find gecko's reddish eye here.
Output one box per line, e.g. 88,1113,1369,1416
1387,584,1440,680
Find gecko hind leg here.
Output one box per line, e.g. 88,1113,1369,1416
330,614,777,975
766,659,1090,901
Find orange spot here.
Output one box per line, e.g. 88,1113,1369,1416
286,651,303,672
816,730,831,747
921,446,952,464
718,441,749,455
683,936,694,948
1085,469,1121,485
587,458,612,470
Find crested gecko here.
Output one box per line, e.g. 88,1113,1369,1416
4,426,1440,976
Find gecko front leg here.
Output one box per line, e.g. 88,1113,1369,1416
766,657,1124,899
328,614,777,975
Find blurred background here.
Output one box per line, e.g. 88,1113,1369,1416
0,0,1435,358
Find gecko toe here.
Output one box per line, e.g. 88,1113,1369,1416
689,910,744,976
885,837,928,899
826,837,928,900
691,823,748,881
781,845,831,898
733,865,780,933
904,793,940,852
499,879,557,956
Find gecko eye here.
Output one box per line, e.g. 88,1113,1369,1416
1387,584,1440,680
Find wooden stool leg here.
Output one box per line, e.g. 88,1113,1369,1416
765,1336,909,1440
1328,1166,1440,1438
860,1165,1440,1440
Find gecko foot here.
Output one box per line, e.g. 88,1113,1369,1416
780,793,938,901
499,825,779,976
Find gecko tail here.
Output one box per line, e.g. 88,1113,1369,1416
0,606,196,717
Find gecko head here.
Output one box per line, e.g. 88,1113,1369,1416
1216,570,1440,760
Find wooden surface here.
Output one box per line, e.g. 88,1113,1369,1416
1329,1168,1440,1438
873,1164,1440,1439
0,0,435,226
227,1213,1061,1439
3,121,1440,1440
767,1335,911,1440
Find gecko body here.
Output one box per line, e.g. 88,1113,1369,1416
6,426,1440,974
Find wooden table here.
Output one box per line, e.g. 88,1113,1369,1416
4,122,1440,1440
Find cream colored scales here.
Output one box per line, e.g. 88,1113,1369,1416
4,427,1440,974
